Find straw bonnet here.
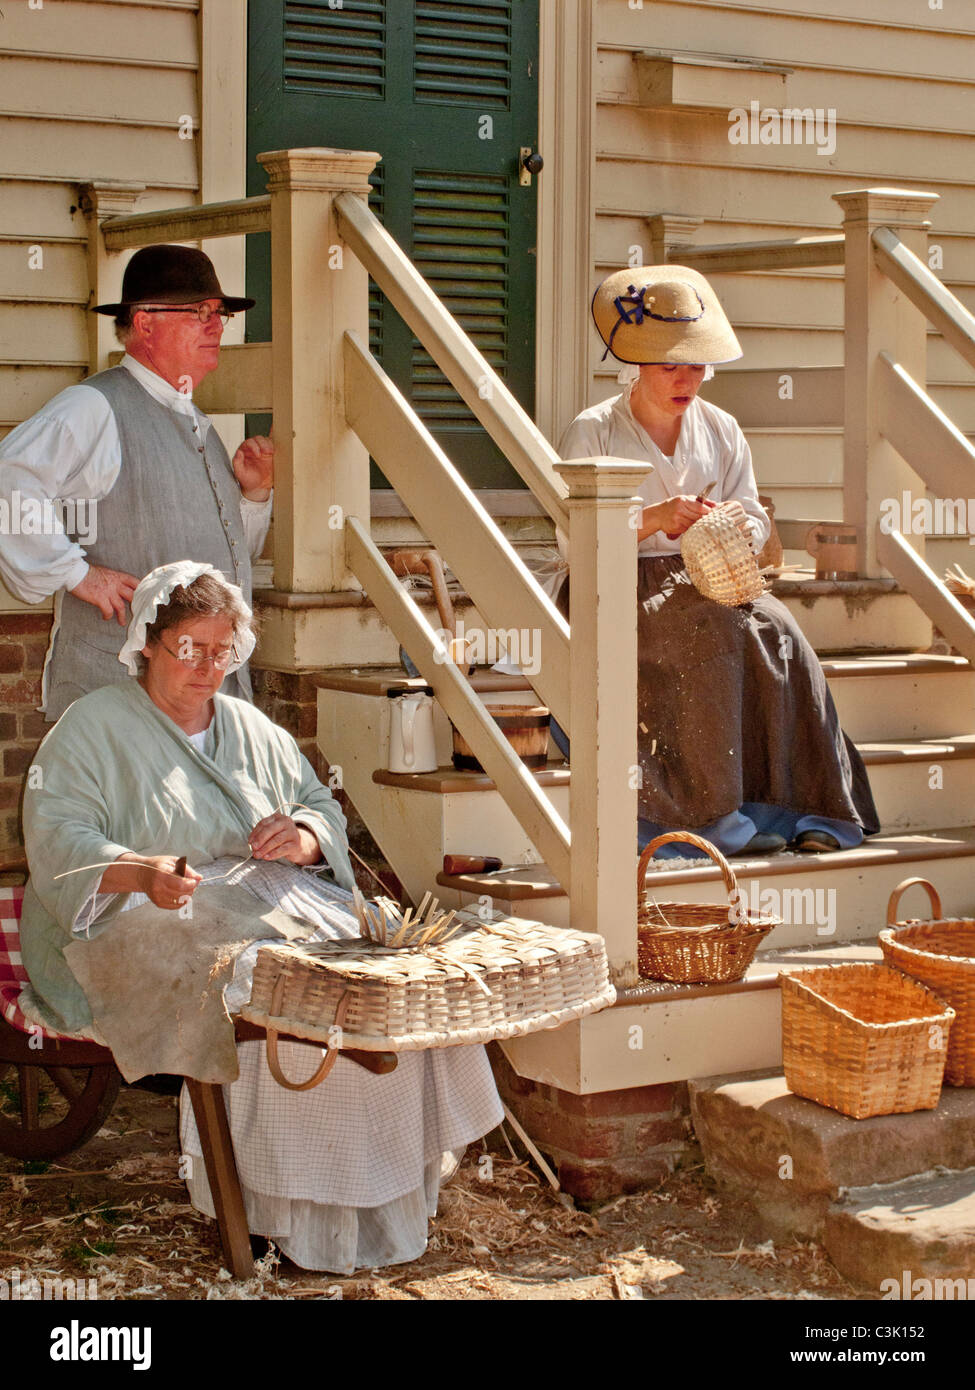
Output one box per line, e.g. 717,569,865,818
92,244,255,316
591,264,741,365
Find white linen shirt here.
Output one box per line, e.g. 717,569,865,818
0,353,272,604
558,388,770,558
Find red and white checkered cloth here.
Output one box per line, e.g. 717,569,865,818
0,884,72,1040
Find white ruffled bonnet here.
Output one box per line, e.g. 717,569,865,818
118,561,256,676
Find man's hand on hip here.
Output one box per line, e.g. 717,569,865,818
232,433,274,501
69,565,139,623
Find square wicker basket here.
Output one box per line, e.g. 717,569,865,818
780,962,954,1119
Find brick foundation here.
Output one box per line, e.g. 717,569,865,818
0,612,52,874
488,1043,692,1203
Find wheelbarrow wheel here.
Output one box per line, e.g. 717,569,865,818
0,1059,121,1161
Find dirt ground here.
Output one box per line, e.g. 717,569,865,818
0,1080,873,1302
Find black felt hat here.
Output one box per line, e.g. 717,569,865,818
92,244,255,316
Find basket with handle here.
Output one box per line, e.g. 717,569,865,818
680,507,765,607
780,962,954,1119
637,832,779,984
879,877,975,1087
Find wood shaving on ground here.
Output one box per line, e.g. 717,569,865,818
0,1085,866,1301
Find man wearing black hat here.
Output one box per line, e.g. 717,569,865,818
0,245,273,719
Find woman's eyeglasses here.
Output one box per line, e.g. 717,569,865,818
158,637,239,671
136,304,234,326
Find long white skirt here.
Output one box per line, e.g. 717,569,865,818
178,858,503,1274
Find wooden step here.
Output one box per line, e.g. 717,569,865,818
859,734,975,831
822,652,972,744
439,828,975,939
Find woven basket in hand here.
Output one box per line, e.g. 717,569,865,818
879,877,975,1087
780,962,954,1119
680,506,765,606
242,912,616,1053
637,832,778,984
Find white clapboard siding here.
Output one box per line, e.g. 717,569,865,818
599,1,975,75
0,367,87,431
0,0,198,65
0,1,203,444
0,303,88,366
598,53,975,138
0,242,89,303
0,55,198,126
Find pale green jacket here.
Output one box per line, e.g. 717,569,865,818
21,682,354,1035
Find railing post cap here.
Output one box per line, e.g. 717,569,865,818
258,147,381,193
832,187,939,225
555,457,652,498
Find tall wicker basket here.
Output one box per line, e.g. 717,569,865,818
781,962,954,1119
637,832,778,984
879,877,975,1087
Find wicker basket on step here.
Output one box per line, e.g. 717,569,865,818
680,506,765,607
879,877,975,1087
637,832,778,984
242,912,616,1052
780,962,954,1119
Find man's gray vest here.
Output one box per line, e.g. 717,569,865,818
46,366,253,719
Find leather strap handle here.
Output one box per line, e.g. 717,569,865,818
264,978,350,1092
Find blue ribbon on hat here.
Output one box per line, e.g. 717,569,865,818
601,283,706,360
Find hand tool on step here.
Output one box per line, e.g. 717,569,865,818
387,548,472,671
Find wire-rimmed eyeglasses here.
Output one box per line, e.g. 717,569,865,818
136,303,234,326
158,637,239,671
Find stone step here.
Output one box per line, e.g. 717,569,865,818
825,1168,975,1293
688,1071,975,1245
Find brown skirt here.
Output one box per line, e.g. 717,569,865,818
559,556,879,833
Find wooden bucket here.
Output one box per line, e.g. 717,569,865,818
452,705,550,772
806,523,859,580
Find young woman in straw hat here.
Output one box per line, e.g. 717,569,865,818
557,266,878,859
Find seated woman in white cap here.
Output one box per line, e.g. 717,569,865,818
557,266,878,858
20,562,502,1272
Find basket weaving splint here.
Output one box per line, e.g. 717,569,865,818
242,909,616,1053
680,506,765,607
780,962,954,1119
637,832,779,984
880,877,975,1088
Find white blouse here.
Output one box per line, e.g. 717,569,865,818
558,388,770,558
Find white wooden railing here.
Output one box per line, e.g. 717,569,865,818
675,187,975,657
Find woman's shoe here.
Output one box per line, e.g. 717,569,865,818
792,830,841,854
732,832,787,857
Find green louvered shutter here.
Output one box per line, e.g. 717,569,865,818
247,0,539,487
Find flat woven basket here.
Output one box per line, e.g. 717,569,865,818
637,832,779,984
780,962,954,1119
879,877,975,1087
680,507,765,606
242,912,616,1052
